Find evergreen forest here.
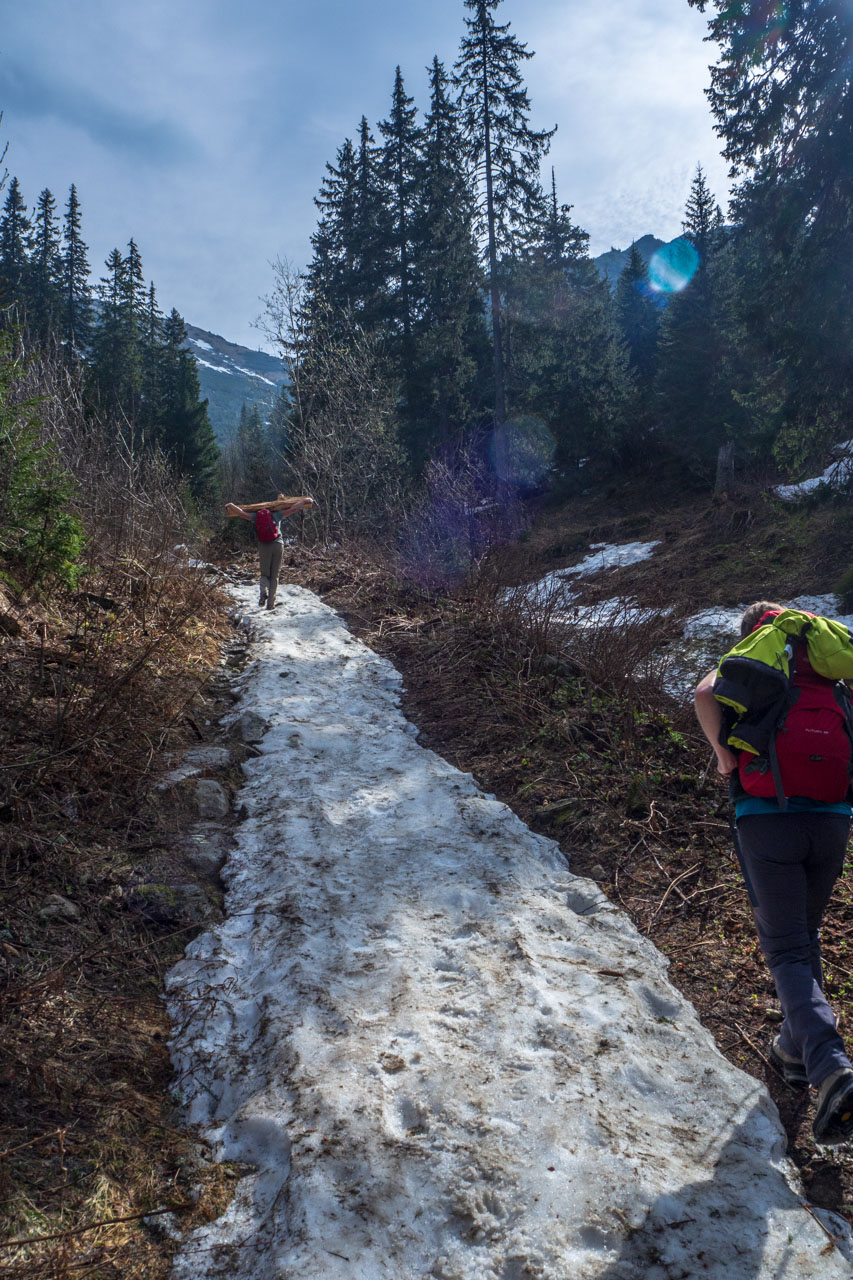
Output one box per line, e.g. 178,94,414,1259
0,175,220,557
243,0,853,541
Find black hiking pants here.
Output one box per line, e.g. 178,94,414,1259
736,811,851,1086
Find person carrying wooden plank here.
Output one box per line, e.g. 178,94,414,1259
226,493,313,609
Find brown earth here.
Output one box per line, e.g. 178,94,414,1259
0,568,252,1279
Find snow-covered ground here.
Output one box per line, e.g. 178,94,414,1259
775,442,853,500
508,541,852,701
671,595,853,700
166,585,852,1279
511,541,662,609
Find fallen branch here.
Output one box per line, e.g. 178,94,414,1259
0,1205,188,1248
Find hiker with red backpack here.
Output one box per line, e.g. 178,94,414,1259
694,601,853,1145
226,494,313,609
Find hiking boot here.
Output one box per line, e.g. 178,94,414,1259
770,1036,808,1087
813,1069,853,1145
258,593,267,607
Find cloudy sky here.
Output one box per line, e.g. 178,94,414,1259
3,0,729,350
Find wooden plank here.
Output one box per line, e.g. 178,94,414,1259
226,496,313,515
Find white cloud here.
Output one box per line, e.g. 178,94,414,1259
5,0,732,346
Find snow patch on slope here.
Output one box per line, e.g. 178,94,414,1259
775,441,853,500
166,586,852,1278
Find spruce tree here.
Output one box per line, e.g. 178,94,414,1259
119,238,146,416
307,119,390,331
508,176,629,472
139,281,164,444
654,169,729,475
690,0,853,468
536,169,591,272
454,0,555,425
0,178,32,311
60,185,92,357
90,248,127,410
406,55,489,466
379,68,421,370
615,242,659,391
158,308,220,499
29,188,63,345
307,136,359,314
351,116,392,329
234,401,272,496
683,164,717,265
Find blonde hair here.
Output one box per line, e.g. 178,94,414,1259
739,600,784,638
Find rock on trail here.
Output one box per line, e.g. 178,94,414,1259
166,585,852,1279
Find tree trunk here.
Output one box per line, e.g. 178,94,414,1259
715,440,734,496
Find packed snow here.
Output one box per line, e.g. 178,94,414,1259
671,594,853,699
506,541,663,625
775,442,853,500
166,584,852,1279
508,542,852,701
234,365,278,386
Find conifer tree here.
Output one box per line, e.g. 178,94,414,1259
307,136,359,314
0,178,32,310
379,68,421,369
29,188,63,346
307,118,390,331
454,0,555,425
233,401,272,496
406,56,489,465
139,282,164,444
535,169,591,273
682,164,717,265
60,185,92,357
158,308,220,499
119,238,146,415
615,242,659,392
690,0,853,468
654,168,729,475
90,248,127,411
508,176,629,471
351,116,392,329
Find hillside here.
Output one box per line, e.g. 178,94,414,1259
184,324,287,443
593,233,667,287
4,466,853,1276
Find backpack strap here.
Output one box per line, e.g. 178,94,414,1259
766,730,788,812
835,682,853,801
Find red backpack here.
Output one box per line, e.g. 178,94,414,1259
254,509,278,542
738,646,853,804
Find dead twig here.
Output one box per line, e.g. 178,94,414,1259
0,1205,189,1248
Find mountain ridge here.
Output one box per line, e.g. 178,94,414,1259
187,233,676,440
184,323,287,443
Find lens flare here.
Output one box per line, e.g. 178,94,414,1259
489,417,556,489
649,238,700,294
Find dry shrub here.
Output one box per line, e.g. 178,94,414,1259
0,345,222,825
0,345,231,1278
399,448,531,589
493,560,684,727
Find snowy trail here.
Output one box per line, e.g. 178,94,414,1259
167,585,853,1279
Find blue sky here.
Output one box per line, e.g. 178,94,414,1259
2,0,729,349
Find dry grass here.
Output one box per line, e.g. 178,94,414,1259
0,548,236,1278
0,341,242,1275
